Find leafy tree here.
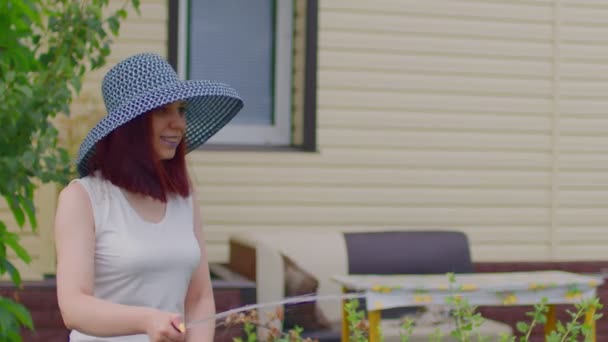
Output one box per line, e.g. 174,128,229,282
0,0,139,339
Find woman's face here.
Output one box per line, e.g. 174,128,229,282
150,101,187,160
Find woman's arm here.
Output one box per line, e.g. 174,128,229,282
184,185,216,342
54,182,183,339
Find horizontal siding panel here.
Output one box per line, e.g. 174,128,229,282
206,244,229,264
561,62,608,80
557,209,608,225
563,0,608,5
561,80,608,98
202,206,549,226
107,1,167,21
318,70,552,97
115,21,167,41
559,99,608,115
198,186,549,207
473,245,552,262
205,225,549,244
193,166,549,188
561,118,608,135
559,191,608,206
318,128,551,151
555,227,608,242
562,25,608,43
559,153,608,170
320,0,553,22
562,3,608,25
561,42,608,61
560,135,608,152
319,110,551,132
318,90,553,114
320,11,551,40
206,225,550,263
560,172,608,187
191,149,552,169
319,51,552,78
552,246,608,261
320,31,552,59
102,42,166,59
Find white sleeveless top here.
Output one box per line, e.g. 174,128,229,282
69,174,201,341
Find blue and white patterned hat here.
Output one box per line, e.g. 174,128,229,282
76,52,243,176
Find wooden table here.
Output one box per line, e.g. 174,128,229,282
333,271,603,342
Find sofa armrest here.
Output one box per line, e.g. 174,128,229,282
228,232,349,324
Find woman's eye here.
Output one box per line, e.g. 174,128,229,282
179,106,187,115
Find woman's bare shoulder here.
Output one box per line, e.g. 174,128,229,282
55,180,94,225
58,180,90,203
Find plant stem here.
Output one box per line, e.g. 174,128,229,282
524,317,538,341
558,308,584,342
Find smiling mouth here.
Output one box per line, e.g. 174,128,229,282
160,136,181,147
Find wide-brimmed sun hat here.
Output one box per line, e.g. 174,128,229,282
75,52,244,177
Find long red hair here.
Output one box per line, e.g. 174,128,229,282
86,112,191,202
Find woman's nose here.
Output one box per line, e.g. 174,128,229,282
170,111,186,129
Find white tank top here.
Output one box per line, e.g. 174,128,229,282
68,174,201,341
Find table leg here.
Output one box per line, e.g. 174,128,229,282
341,287,349,342
585,306,596,342
544,304,556,340
368,310,381,342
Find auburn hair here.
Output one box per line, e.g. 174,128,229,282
86,111,190,202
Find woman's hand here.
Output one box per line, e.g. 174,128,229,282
145,310,186,342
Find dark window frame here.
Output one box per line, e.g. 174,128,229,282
167,0,317,152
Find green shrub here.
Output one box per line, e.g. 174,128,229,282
0,1,139,339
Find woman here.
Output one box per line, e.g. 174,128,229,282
54,53,243,341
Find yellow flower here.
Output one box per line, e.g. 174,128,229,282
460,284,477,291
502,295,517,305
414,295,433,303
371,285,393,293
565,292,582,300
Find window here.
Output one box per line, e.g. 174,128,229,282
168,0,316,149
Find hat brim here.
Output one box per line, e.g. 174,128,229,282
76,79,243,177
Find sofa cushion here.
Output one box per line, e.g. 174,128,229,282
282,254,332,331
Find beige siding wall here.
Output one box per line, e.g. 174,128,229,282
14,0,608,280
194,0,608,263
556,1,608,258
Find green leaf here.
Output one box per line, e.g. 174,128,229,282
516,322,529,333
3,260,21,288
131,0,141,14
0,307,16,336
0,298,33,330
18,195,36,230
107,16,120,35
69,76,82,93
3,234,31,264
5,329,22,342
3,196,24,228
